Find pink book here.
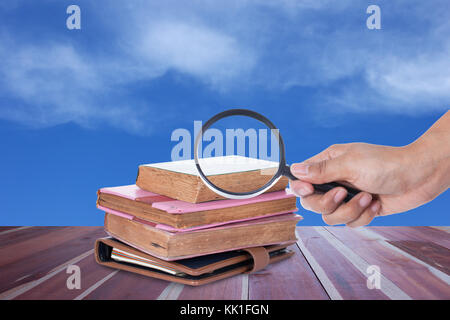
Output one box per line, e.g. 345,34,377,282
98,204,297,233
97,184,298,229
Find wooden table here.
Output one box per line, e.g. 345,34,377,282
0,226,449,300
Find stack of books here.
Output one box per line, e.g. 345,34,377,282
95,156,301,286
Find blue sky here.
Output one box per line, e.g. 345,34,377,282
0,0,448,226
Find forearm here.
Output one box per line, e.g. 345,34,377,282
418,110,450,162
406,111,450,197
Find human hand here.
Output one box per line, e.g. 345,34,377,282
289,112,450,227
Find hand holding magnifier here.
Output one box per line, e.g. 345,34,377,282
194,109,360,202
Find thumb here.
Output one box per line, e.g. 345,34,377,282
290,157,349,184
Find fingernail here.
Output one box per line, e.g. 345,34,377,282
359,193,372,207
285,188,294,195
371,201,381,213
334,189,347,203
291,163,309,176
295,186,311,197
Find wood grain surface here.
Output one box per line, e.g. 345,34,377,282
0,226,448,300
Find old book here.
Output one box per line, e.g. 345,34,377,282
110,247,184,275
97,184,297,229
95,237,295,286
135,156,289,203
103,210,301,260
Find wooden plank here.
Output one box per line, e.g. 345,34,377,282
1,226,448,300
75,270,119,300
356,227,450,283
81,269,170,300
1,249,94,300
0,226,28,234
248,243,329,300
0,227,60,248
296,229,342,300
0,227,19,232
314,227,411,300
177,274,246,300
430,226,450,233
386,241,450,275
157,282,185,300
357,227,449,279
325,227,450,299
0,226,100,266
296,227,389,300
0,227,105,294
13,254,114,300
370,226,450,249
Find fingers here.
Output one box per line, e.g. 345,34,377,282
297,186,378,226
289,180,314,197
322,192,372,225
291,156,351,185
291,144,354,184
299,187,348,215
291,143,380,227
289,181,348,215
346,200,381,228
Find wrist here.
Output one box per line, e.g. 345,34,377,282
403,131,450,198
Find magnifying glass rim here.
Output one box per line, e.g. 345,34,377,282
193,109,287,199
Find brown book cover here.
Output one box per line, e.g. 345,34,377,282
103,211,301,261
95,237,295,286
135,156,289,203
97,184,297,229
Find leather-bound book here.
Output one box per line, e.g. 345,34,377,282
135,156,288,203
102,209,301,261
97,184,297,229
95,237,296,286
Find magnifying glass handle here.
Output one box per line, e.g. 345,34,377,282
312,182,360,203
284,165,360,202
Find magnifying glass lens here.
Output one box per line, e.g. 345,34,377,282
195,109,360,202
195,114,287,198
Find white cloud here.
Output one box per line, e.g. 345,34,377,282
0,0,448,133
367,52,450,106
138,20,255,87
0,3,257,132
0,23,253,133
0,41,155,133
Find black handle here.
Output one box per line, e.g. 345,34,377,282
283,165,360,202
312,182,359,202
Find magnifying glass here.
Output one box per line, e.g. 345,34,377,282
194,108,360,202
